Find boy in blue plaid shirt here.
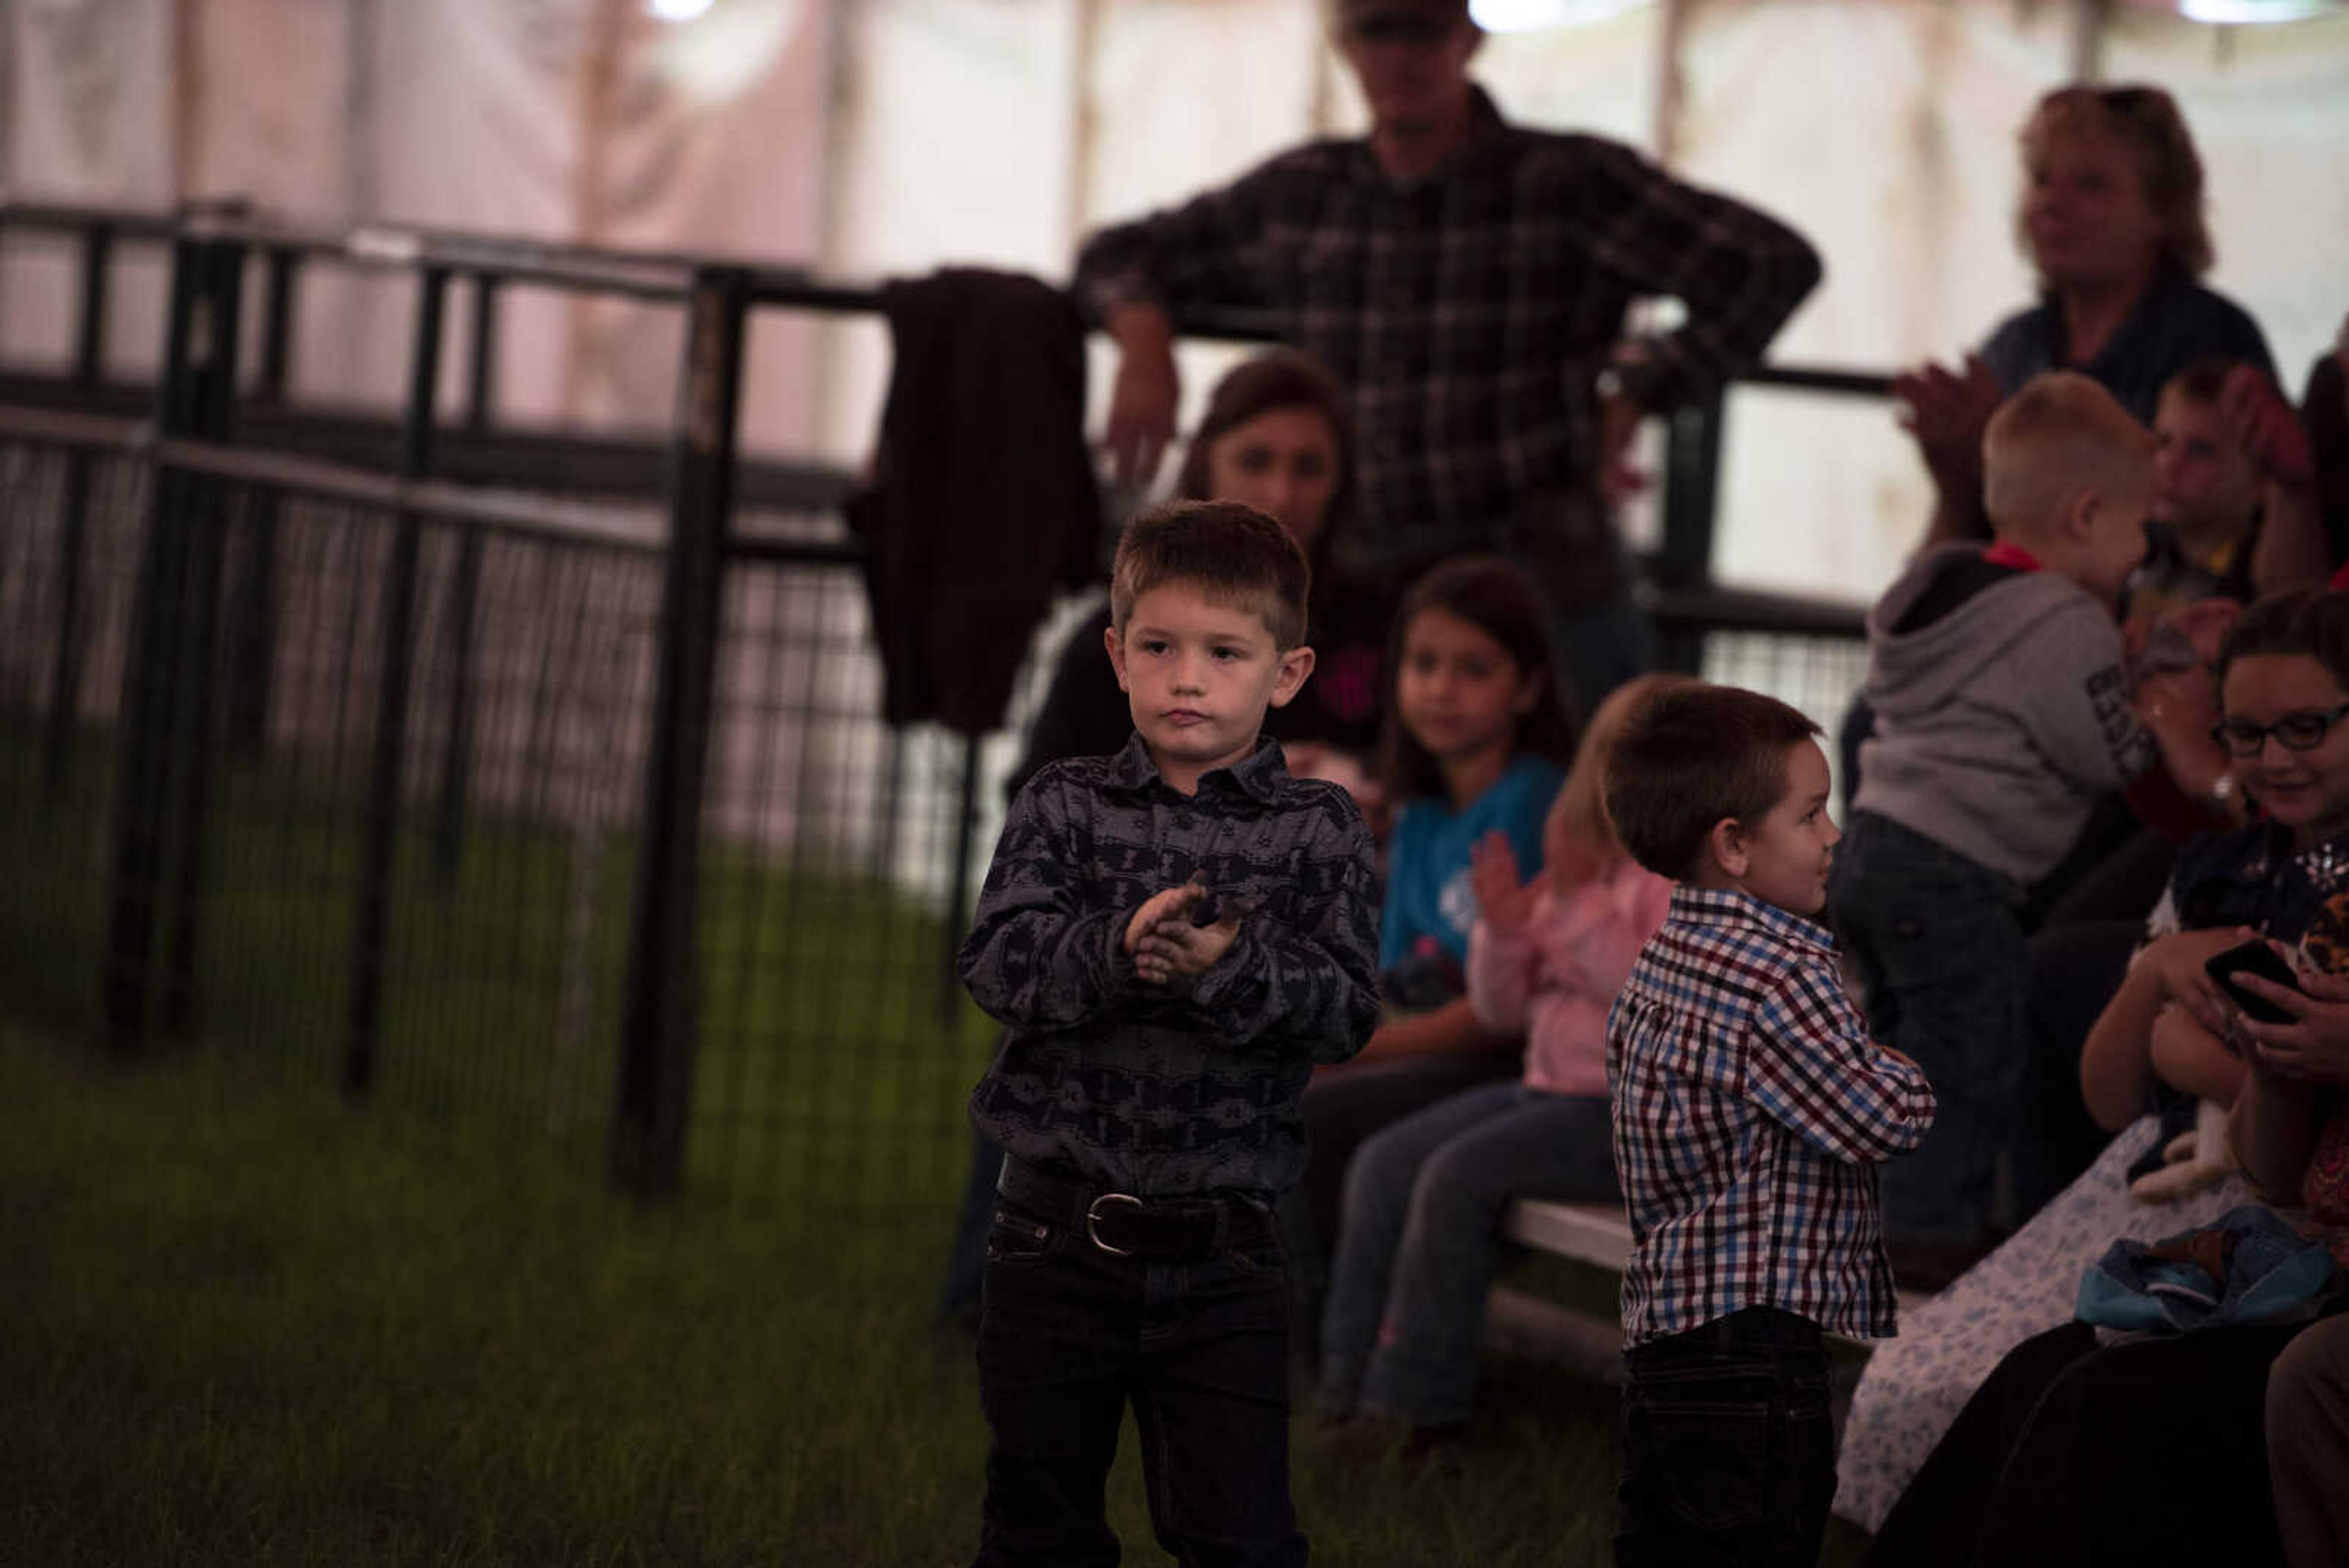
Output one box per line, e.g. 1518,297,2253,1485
1601,683,1936,1568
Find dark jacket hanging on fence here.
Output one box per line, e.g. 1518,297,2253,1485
846,269,1101,735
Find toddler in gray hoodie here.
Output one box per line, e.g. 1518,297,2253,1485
1827,371,2176,1273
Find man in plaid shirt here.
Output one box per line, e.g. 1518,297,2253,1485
1073,0,1821,715
1602,683,1935,1568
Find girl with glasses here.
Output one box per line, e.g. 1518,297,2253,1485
1841,589,2349,1555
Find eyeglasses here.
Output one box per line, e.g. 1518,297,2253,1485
2211,702,2349,758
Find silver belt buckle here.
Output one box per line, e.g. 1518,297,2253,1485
1085,1192,1144,1255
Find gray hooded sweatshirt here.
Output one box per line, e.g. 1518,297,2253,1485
1853,543,2156,886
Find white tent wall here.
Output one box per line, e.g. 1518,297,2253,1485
1,0,177,375
810,0,1086,472
322,0,582,426
1471,4,1669,552
2102,8,2349,394
1,0,833,461
807,1,1671,471
340,0,834,452
580,0,834,446
1461,6,1662,147
1074,0,1330,458
1,0,2344,595
192,0,362,402
1674,1,2077,601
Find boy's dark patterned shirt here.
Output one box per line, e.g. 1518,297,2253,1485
957,734,1381,1197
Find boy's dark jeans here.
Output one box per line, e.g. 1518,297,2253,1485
974,1159,1305,1568
1615,1306,1834,1568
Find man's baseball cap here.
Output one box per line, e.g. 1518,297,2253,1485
1332,0,1475,36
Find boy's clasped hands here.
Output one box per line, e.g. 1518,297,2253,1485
1124,878,1244,986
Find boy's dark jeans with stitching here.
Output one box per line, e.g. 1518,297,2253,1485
973,1165,1304,1568
1614,1305,1836,1568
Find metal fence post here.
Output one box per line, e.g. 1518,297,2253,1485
43,222,113,804
102,231,214,1050
1654,393,1725,674
344,264,448,1098
432,273,500,881
254,246,299,403
157,235,249,1036
226,245,300,756
941,735,981,1034
611,266,746,1198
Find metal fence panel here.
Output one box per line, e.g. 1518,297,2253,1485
688,545,1082,1217
0,433,663,1162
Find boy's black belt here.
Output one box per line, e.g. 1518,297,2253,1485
996,1156,1277,1263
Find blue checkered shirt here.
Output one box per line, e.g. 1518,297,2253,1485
1608,885,1936,1345
1074,88,1821,574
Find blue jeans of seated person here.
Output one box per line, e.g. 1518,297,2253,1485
1283,1050,1524,1363
975,1187,1303,1568
1827,810,2026,1246
1318,1081,1617,1426
1615,1306,1835,1568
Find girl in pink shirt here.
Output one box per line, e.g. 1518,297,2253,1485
1317,676,1682,1453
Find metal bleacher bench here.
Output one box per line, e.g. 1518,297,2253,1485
1504,1197,1637,1275
1493,1198,1932,1367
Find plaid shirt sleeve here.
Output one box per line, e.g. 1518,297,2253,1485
1181,797,1381,1062
1556,139,1822,411
1746,959,1937,1165
955,770,1137,1030
1071,153,1297,321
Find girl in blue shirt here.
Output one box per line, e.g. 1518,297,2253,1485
1292,557,1575,1353
1375,557,1575,1010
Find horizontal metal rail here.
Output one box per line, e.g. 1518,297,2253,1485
1648,582,1867,639
0,372,858,516
0,198,1900,394
0,406,1869,636
0,403,662,555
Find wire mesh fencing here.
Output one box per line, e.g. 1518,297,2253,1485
0,418,663,1166
689,540,1083,1219
1699,626,1867,726
0,208,1887,1256
0,428,150,1038
0,407,1088,1224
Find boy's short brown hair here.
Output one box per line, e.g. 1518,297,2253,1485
1110,499,1312,649
1606,683,1822,882
1982,370,2155,541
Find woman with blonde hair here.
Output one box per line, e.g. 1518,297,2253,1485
1900,83,2275,549
1845,84,2288,942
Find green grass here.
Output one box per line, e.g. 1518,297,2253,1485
0,1022,1877,1566
0,723,994,1211
0,726,1882,1562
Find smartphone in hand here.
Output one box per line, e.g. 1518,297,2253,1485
2203,939,2302,1026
